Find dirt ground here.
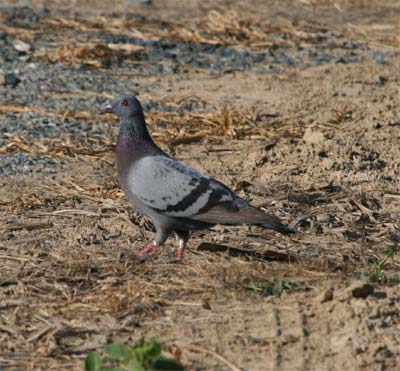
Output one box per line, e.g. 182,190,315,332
0,0,400,370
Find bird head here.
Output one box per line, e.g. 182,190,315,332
101,94,143,118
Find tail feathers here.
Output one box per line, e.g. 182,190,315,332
192,202,296,234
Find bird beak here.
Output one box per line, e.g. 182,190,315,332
100,104,113,114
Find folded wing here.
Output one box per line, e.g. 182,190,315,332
127,155,234,217
127,155,295,233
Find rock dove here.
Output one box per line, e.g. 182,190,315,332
101,94,296,258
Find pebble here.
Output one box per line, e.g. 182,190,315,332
13,39,32,53
1,72,21,87
337,281,375,301
0,153,62,176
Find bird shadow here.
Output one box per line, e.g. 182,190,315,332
197,242,298,262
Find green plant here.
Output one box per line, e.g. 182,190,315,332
360,244,400,285
246,280,301,297
85,338,184,371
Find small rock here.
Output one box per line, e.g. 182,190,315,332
318,149,328,158
353,335,369,354
13,39,32,53
343,230,362,241
133,304,145,314
337,281,374,301
202,298,212,310
352,283,374,299
377,76,387,85
320,287,334,303
2,72,21,87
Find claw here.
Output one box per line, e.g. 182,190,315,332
136,241,157,256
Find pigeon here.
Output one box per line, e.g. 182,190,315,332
101,94,296,258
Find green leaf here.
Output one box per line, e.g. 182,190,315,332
272,281,283,296
105,343,131,363
152,356,184,371
360,272,368,282
132,338,162,364
145,339,162,360
85,351,102,371
85,339,184,371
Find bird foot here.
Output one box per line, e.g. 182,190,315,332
176,238,188,259
136,241,158,256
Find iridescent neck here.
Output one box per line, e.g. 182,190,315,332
117,112,152,146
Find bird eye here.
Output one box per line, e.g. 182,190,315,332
121,99,129,107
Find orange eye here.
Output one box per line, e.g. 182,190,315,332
121,99,129,106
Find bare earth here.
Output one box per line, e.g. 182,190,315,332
0,1,400,370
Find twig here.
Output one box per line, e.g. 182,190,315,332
180,344,242,371
351,199,379,223
0,254,30,262
3,222,53,232
48,209,101,217
12,236,48,245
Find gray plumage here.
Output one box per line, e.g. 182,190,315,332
101,94,296,258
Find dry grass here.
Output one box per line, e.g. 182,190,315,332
0,102,304,161
0,7,371,71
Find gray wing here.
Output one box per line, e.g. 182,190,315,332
126,155,234,217
127,155,296,233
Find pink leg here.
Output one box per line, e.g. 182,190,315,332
176,237,188,259
136,241,158,256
